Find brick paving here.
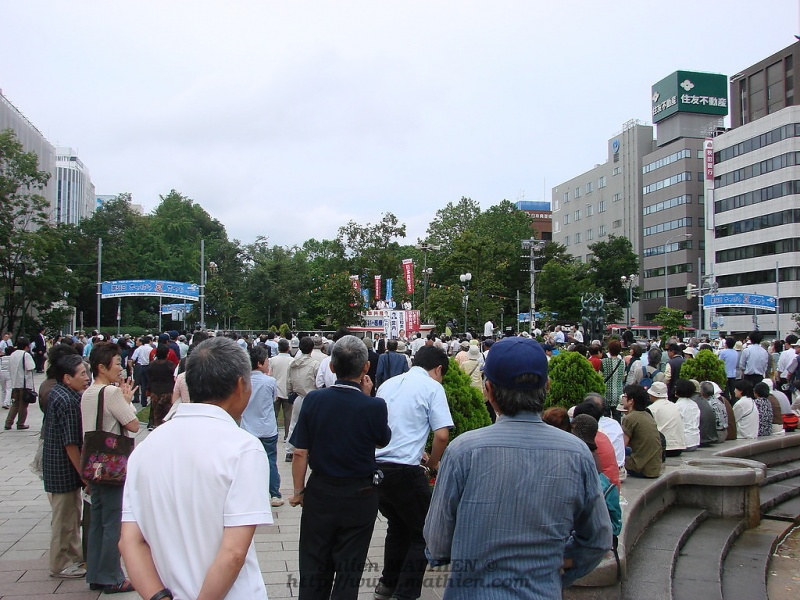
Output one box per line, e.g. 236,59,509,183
0,373,445,599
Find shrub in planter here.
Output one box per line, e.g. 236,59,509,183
441,358,491,441
546,351,605,409
679,349,726,388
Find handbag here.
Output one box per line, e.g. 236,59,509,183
17,354,37,404
79,386,134,486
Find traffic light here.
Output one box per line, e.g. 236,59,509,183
686,283,697,299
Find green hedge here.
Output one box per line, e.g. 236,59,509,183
546,351,605,408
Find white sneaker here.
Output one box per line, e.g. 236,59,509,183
51,563,86,578
270,496,285,507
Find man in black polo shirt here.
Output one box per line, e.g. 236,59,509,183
289,335,391,600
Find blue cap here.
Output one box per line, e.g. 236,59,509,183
482,336,548,390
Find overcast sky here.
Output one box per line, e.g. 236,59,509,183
2,1,798,247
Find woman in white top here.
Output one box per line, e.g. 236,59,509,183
732,379,759,439
674,379,700,451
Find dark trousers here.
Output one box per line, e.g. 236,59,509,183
298,473,378,600
274,397,292,439
86,483,125,587
132,364,143,403
376,464,432,600
744,373,765,385
138,365,150,407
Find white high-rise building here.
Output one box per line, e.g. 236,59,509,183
55,147,95,225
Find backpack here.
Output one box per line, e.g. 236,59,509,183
640,365,662,390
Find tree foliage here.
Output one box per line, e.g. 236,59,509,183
680,349,727,388
546,351,605,408
440,358,491,440
0,129,55,336
653,307,690,341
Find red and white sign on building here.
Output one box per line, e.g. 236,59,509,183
402,259,415,294
704,138,714,180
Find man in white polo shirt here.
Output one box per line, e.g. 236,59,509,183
374,346,453,600
120,336,272,600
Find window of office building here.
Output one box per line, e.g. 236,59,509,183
575,187,582,199
575,209,581,221
563,213,570,225
715,152,800,188
642,218,692,237
586,204,593,217
599,200,606,213
587,228,594,241
643,172,692,195
613,219,622,229
564,235,570,246
575,232,582,243
599,225,607,237
613,166,621,176
598,176,607,188
586,181,593,194
613,193,621,202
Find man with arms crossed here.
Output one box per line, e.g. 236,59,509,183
424,336,612,599
119,336,272,600
374,346,453,600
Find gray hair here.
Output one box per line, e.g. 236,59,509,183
331,335,368,380
186,336,250,403
647,347,662,367
584,392,604,410
700,381,715,398
58,354,86,381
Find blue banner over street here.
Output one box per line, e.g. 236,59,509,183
703,293,777,312
101,280,200,301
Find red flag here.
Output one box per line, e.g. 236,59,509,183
402,259,415,294
374,275,382,300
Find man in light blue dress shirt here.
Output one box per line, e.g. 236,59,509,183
424,336,612,599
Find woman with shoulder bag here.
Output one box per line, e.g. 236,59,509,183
5,337,36,430
81,342,139,594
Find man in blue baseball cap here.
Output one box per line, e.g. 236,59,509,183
424,336,612,599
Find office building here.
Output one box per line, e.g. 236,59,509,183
640,71,728,327
55,147,95,225
0,89,57,217
551,120,654,323
709,42,800,337
515,200,552,240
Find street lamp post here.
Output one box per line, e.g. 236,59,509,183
664,233,691,308
459,272,472,334
422,267,433,323
199,239,218,331
620,274,638,327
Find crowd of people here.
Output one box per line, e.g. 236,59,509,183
4,320,800,599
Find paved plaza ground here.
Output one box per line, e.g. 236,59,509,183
0,372,446,599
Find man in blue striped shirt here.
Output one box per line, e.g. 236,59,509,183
424,336,612,599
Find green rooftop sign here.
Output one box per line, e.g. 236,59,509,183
651,70,728,123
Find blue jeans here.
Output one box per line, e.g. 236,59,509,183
259,435,281,498
86,483,125,586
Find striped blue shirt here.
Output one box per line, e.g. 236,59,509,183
424,412,612,599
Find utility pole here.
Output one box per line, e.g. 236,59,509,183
521,239,545,333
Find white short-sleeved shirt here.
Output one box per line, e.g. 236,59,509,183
81,384,137,436
734,396,759,439
675,397,701,448
598,416,625,467
122,403,272,600
315,355,336,389
376,366,454,465
649,398,687,450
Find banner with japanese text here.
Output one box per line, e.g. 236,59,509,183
374,275,382,300
402,259,415,294
349,275,361,293
386,278,393,300
361,288,370,308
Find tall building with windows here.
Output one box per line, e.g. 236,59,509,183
55,147,95,225
709,42,800,337
0,89,57,215
551,121,654,323
640,71,728,326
